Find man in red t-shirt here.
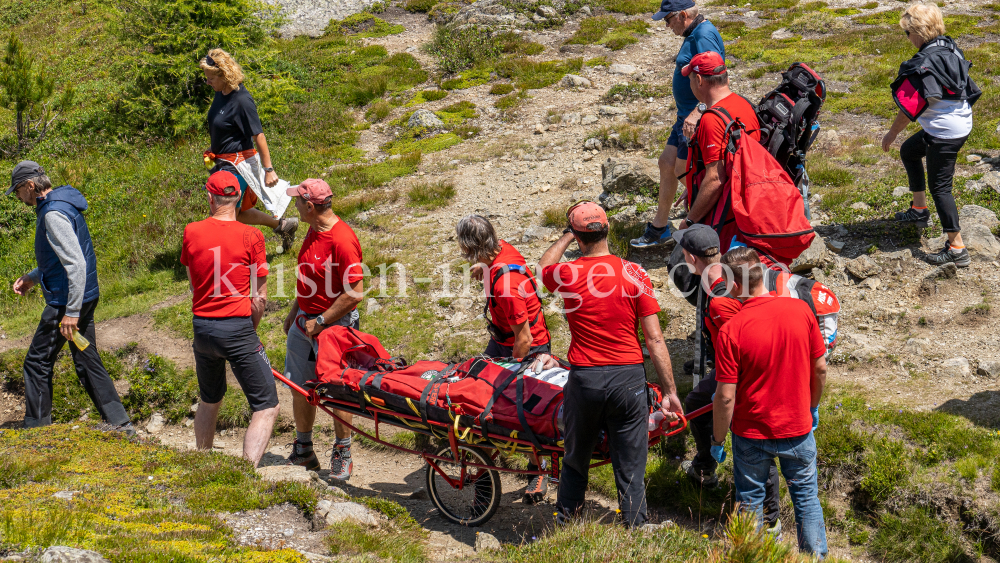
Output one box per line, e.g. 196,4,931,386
181,170,279,467
677,51,761,254
712,248,828,557
455,215,551,359
538,202,682,527
281,179,364,481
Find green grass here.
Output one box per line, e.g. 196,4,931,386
406,89,448,106
489,83,515,96
603,82,671,102
541,205,566,228
564,16,649,50
324,12,404,37
497,57,583,90
404,0,438,11
868,508,969,563
597,0,659,15
407,181,456,210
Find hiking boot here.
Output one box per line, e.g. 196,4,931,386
287,439,321,471
894,204,931,228
765,518,783,539
630,222,672,249
925,242,971,268
522,474,549,504
97,422,137,437
329,444,353,481
681,460,718,488
273,217,299,249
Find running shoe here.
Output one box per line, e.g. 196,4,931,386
630,222,672,249
681,460,718,488
287,439,320,471
329,444,353,481
894,204,931,228
96,421,137,437
274,217,299,249
765,518,783,539
925,242,971,268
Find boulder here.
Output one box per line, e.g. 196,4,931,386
789,235,829,273
559,44,585,54
584,137,603,151
850,202,870,211
562,112,581,124
825,239,845,253
257,464,313,484
919,262,958,296
977,360,1000,378
578,5,592,15
771,27,794,40
812,130,841,150
145,412,164,434
408,109,444,129
608,64,636,75
536,5,558,17
892,186,909,197
522,226,555,242
959,204,999,230
927,223,1000,261
475,532,502,551
40,547,110,563
532,14,547,23
599,191,629,210
940,357,970,378
845,255,882,280
561,74,592,88
601,158,659,196
581,114,598,125
448,0,531,29
905,338,930,355
317,500,379,526
598,105,626,116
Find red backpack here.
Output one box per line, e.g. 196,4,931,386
314,326,398,384
705,107,816,266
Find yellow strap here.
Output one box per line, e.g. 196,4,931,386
406,398,421,416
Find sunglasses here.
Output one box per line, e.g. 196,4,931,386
904,30,910,37
205,55,216,67
665,11,678,23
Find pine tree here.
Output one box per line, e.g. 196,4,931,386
0,35,75,156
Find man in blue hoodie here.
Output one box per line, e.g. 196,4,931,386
8,161,133,433
632,0,725,249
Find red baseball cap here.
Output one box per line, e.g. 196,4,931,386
286,178,332,205
567,201,609,231
205,170,240,196
681,51,727,77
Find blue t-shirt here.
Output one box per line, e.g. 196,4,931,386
673,20,726,118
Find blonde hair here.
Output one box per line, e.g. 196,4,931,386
900,2,946,44
199,48,245,92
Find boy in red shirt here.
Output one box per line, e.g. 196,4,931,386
538,202,682,527
282,179,364,481
181,170,279,467
712,247,828,558
676,51,761,254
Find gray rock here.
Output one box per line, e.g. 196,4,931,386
825,239,845,253
600,192,629,210
522,226,555,242
561,112,581,124
881,249,913,262
537,5,558,18
448,0,532,29
145,412,164,434
534,123,546,134
851,344,885,362
850,201,870,211
905,338,930,355
811,268,826,283
608,64,636,75
451,298,473,310
928,223,1000,261
257,464,313,484
771,27,794,40
977,170,1000,192
862,276,881,290
52,490,78,500
408,109,444,129
940,357,970,377
475,532,502,551
977,360,1000,378
640,521,674,533
322,501,379,526
584,137,603,151
578,5,592,15
366,298,381,315
813,130,841,150
561,74,592,88
966,154,982,163
601,158,659,196
269,0,380,38
612,205,637,218
559,44,585,54
845,255,882,280
598,105,626,116
790,235,828,273
959,204,999,229
892,186,909,197
581,114,598,125
41,547,110,563
532,13,547,23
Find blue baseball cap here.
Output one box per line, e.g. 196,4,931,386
652,0,695,20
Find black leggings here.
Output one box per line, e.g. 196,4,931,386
900,131,968,233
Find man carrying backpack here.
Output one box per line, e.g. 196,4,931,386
632,0,725,249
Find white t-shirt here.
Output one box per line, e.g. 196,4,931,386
918,98,973,139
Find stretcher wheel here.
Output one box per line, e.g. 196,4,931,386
426,445,502,526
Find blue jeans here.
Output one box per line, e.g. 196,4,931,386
732,432,828,558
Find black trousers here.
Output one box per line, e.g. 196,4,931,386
558,364,649,527
22,299,129,428
900,131,968,233
685,369,780,524
482,340,551,359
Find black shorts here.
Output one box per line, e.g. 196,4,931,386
192,316,279,412
483,340,551,359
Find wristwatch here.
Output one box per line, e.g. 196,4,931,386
563,227,573,235
684,217,695,227
315,314,326,327
696,102,708,112
263,166,275,173
711,436,726,447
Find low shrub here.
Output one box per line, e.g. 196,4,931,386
489,83,515,95
325,12,405,37
405,0,438,12
430,26,503,74
407,181,456,209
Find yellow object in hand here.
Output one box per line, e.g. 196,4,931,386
72,330,90,351
204,155,213,168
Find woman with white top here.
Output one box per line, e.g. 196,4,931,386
882,2,981,267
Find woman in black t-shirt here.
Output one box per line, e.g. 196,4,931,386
200,49,298,247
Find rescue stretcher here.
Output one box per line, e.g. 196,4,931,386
271,326,712,526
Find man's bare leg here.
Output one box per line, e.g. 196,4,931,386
238,207,280,229
292,393,317,434
333,414,353,439
194,401,222,450
653,145,681,229
244,404,280,467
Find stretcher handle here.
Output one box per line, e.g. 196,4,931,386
272,368,320,405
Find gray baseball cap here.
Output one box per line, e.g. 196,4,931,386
7,160,45,196
672,223,720,257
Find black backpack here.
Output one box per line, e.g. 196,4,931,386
755,63,827,216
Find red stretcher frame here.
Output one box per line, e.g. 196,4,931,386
273,368,715,484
